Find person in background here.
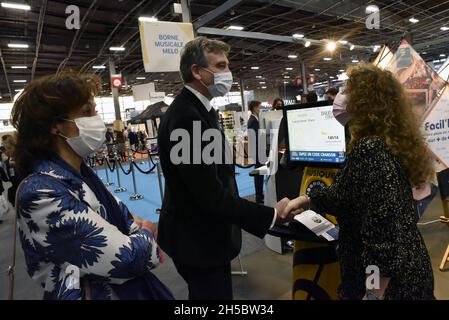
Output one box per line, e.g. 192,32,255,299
305,91,318,103
105,127,115,156
11,72,172,300
128,127,139,151
138,130,147,151
158,37,293,300
271,97,284,110
247,100,264,204
1,134,20,207
114,129,128,162
286,63,435,300
325,87,339,102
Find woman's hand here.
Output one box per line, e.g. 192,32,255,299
141,220,157,235
285,196,310,216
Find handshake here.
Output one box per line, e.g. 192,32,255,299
273,195,311,225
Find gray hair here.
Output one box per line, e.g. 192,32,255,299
179,37,230,83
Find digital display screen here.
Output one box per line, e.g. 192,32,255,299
286,105,346,164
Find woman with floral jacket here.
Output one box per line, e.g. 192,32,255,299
11,72,173,300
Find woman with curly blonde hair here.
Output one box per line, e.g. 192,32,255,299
286,63,435,300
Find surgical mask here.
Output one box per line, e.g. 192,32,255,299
332,92,350,126
201,68,233,97
59,114,106,158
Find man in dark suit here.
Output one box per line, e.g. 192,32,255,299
247,100,264,204
158,37,292,300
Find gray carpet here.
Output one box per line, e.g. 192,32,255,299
1,194,448,300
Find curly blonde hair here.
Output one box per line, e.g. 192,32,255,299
345,63,434,186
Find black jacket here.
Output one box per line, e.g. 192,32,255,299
157,88,274,268
247,114,261,166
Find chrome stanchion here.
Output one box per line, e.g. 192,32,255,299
129,150,143,201
114,150,127,193
102,150,114,187
91,155,99,177
155,155,164,213
231,255,248,276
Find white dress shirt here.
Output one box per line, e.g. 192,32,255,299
184,85,277,228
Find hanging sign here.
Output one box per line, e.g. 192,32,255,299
139,21,195,73
111,74,123,88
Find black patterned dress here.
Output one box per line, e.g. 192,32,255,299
309,136,434,300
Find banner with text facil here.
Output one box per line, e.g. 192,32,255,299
420,84,449,171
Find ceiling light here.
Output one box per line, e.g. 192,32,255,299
13,80,26,83
323,57,332,61
373,45,381,52
136,77,146,80
285,67,293,70
167,93,174,96
409,17,419,23
352,59,359,63
441,26,449,31
292,33,304,39
256,75,263,79
14,89,23,92
1,2,31,10
261,86,267,89
8,43,28,48
314,68,320,71
284,76,290,79
422,52,427,55
304,41,311,47
440,54,446,57
338,40,348,45
366,5,379,13
329,76,335,79
350,44,355,51
326,41,337,52
93,65,106,69
11,65,27,69
227,25,244,31
138,16,158,22
339,69,345,72
110,47,125,51
433,59,441,64
251,66,259,70
259,82,266,84
288,54,298,59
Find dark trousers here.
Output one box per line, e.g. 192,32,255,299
173,261,233,300
254,163,264,203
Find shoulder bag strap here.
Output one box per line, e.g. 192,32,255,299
7,176,33,300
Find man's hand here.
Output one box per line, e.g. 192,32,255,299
274,197,291,224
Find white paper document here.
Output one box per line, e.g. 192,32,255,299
293,210,339,241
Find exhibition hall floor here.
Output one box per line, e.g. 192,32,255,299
0,161,448,300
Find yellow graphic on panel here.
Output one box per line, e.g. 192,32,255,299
292,167,341,300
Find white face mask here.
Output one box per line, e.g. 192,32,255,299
201,68,233,97
59,114,106,158
332,92,351,126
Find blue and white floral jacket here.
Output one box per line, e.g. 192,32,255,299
16,157,161,300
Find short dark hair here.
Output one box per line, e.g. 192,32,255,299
249,100,261,113
179,37,230,83
11,72,100,176
326,87,339,97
